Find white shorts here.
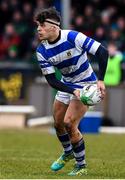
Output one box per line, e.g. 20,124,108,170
55,81,97,105
55,91,78,105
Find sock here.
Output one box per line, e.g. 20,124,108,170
57,133,73,155
72,138,86,167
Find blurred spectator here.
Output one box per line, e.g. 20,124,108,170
12,10,32,58
7,45,19,60
0,23,21,59
104,42,123,86
93,26,107,46
74,15,85,32
22,2,33,23
108,25,125,52
100,11,111,34
104,5,117,17
83,4,95,36
35,0,49,9
12,10,27,36
9,0,20,10
117,16,125,32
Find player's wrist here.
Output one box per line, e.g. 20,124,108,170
73,89,77,95
98,80,104,82
73,89,80,99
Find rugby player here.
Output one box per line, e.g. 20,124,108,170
35,7,108,176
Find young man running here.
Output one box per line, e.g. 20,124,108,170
35,7,108,176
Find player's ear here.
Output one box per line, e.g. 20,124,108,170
52,25,55,29
51,25,56,31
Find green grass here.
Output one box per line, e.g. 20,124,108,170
0,129,125,179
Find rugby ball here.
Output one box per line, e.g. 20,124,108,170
80,84,102,106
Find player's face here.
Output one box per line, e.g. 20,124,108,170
36,21,54,41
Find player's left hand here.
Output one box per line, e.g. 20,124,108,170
97,80,106,99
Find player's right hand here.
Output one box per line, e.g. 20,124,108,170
73,89,80,100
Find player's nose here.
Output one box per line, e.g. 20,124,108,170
37,25,41,31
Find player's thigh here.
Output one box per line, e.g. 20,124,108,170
64,99,88,127
53,99,68,124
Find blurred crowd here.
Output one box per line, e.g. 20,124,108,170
0,0,125,84
71,0,125,50
71,0,125,84
0,0,52,61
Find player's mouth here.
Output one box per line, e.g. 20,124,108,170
38,33,43,38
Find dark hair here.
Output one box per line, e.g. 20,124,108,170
34,7,61,24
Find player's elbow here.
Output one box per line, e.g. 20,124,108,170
96,45,109,61
45,73,57,88
46,78,54,87
104,47,109,59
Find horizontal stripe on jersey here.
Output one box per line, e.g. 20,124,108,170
61,60,89,77
39,61,52,68
45,41,75,59
55,54,82,69
63,71,97,84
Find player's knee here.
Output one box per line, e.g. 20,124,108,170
54,121,64,133
53,109,64,123
64,121,76,138
64,118,74,132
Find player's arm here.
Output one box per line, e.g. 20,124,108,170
45,73,76,94
36,49,79,97
95,45,109,97
95,45,109,81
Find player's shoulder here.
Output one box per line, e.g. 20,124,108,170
61,29,80,44
36,41,47,53
62,29,79,37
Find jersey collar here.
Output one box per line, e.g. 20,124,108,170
48,30,61,44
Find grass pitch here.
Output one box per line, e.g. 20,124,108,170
0,128,125,179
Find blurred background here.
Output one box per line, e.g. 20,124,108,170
0,0,125,129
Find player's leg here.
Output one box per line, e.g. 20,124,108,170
51,93,74,171
64,99,88,176
53,99,68,135
53,95,73,156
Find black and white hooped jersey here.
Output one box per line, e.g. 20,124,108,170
36,30,101,89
